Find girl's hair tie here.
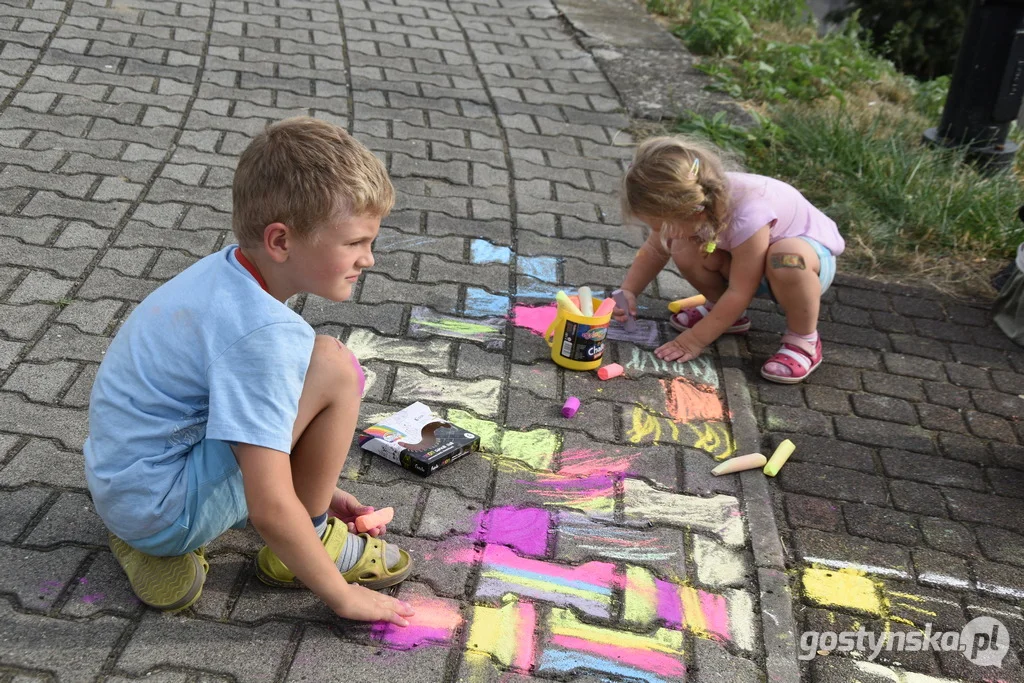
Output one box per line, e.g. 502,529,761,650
688,157,700,180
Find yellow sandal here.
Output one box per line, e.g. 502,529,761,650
255,517,413,591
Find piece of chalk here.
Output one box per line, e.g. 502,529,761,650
555,290,582,316
354,507,395,533
611,289,637,332
597,363,624,380
763,439,795,477
594,297,615,317
711,453,768,476
668,294,707,314
562,396,581,418
578,286,594,316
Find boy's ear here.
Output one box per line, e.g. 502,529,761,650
263,222,291,263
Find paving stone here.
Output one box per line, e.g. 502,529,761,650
916,403,968,433
765,432,877,473
974,560,1024,600
27,324,110,364
0,394,88,452
763,405,832,435
118,612,294,683
964,409,1017,443
61,363,97,408
951,341,1011,369
0,437,87,488
842,503,921,545
977,526,1024,567
834,415,934,454
945,488,1024,533
851,393,918,425
918,516,979,558
7,271,75,305
803,384,849,413
0,303,51,339
0,601,126,683
690,638,762,682
936,431,993,465
883,352,946,381
2,361,78,402
803,363,861,390
778,462,888,505
60,551,143,618
970,388,1024,419
757,382,805,407
681,449,738,497
784,493,843,532
793,528,912,578
879,448,986,491
0,544,92,610
23,490,107,547
0,486,50,543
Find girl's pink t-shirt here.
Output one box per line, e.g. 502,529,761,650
715,172,845,256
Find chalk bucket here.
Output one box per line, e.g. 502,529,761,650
543,297,611,371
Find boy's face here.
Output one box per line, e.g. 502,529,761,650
287,212,380,302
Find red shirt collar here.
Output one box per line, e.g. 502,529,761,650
234,248,269,292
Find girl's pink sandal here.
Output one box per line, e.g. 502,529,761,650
760,334,822,384
669,305,751,334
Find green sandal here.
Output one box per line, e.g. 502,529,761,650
255,517,413,591
109,534,208,611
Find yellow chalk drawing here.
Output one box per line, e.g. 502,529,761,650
685,422,736,461
802,567,882,616
465,600,536,670
346,328,451,373
622,566,659,625
626,404,680,444
548,607,684,655
447,409,560,470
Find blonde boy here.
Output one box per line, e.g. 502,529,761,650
84,117,414,625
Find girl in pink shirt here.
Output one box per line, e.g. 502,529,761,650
614,136,845,383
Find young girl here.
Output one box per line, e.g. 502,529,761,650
613,136,844,384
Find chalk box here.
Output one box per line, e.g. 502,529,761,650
358,402,480,477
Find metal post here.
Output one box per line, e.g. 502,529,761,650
923,0,1024,172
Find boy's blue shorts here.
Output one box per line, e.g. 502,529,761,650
755,236,836,299
129,438,248,556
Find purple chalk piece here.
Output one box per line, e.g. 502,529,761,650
562,396,581,418
611,289,637,332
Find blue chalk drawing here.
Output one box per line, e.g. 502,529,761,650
470,239,512,265
517,256,559,283
465,288,510,317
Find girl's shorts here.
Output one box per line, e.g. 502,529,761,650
755,236,836,299
128,438,248,557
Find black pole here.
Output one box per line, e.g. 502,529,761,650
923,0,1024,172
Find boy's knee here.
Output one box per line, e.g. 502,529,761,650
310,335,362,396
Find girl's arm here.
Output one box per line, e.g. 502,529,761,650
688,225,770,347
620,229,671,295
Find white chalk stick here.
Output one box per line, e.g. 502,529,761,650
711,453,768,476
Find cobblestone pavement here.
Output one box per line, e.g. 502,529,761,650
0,1,776,682
745,277,1024,682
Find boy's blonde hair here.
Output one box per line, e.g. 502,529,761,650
621,136,732,249
232,117,394,247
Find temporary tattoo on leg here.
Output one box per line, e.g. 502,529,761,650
770,253,805,270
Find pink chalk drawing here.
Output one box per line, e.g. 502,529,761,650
509,303,558,336
81,593,105,604
370,596,463,650
624,568,732,642
38,580,62,595
476,544,620,618
518,448,644,514
471,506,551,557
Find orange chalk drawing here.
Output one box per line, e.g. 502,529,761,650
660,377,723,423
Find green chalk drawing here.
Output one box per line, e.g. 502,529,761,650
447,409,560,470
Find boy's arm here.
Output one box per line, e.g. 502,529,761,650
620,230,671,296
233,443,411,625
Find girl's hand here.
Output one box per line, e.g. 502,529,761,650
332,583,415,626
329,488,386,537
612,289,637,323
655,331,705,363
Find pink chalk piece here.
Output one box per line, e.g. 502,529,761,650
597,363,624,380
562,396,581,418
594,297,616,317
354,506,394,533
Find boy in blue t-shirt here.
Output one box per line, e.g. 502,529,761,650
84,117,415,626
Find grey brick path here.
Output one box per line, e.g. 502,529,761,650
0,1,769,682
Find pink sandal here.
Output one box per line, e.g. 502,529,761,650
669,305,751,334
760,333,822,384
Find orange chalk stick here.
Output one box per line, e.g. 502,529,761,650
597,363,624,380
354,507,394,533
668,294,707,314
711,453,767,476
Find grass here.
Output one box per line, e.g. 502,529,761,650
643,0,1024,299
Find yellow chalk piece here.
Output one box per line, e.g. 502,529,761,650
802,567,882,616
667,294,706,313
555,290,582,316
711,453,767,476
763,439,795,477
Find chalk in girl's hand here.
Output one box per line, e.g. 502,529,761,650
555,290,582,316
597,363,624,380
354,507,394,533
711,453,767,476
562,396,581,418
668,294,707,314
578,286,594,316
611,289,636,332
763,439,795,477
594,297,615,317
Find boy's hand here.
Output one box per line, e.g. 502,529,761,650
329,488,386,537
333,584,415,626
611,289,637,323
655,331,705,363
